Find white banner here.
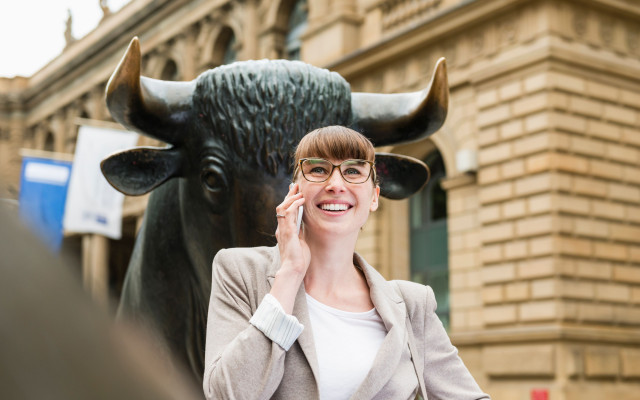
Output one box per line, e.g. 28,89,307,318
63,125,138,239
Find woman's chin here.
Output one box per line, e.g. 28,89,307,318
304,220,365,240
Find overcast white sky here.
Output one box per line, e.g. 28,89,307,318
0,0,130,78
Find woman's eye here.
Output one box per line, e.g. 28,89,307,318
310,167,328,174
344,168,361,175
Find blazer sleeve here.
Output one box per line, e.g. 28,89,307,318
202,249,287,400
422,285,491,400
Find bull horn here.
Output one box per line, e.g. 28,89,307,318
105,37,195,144
351,58,448,147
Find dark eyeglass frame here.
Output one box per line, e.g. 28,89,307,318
294,158,376,184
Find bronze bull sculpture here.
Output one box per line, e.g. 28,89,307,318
101,37,448,385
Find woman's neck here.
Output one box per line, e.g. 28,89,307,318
302,232,372,311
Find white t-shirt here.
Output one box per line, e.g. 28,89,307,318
305,293,387,400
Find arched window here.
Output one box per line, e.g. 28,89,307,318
410,150,449,329
222,31,237,65
212,27,237,66
160,59,178,81
44,132,55,152
285,0,308,60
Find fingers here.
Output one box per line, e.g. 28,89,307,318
275,183,305,243
276,183,303,216
276,198,305,224
275,194,302,217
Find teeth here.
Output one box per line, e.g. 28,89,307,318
321,203,349,211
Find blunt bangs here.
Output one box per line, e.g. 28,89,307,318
294,126,375,165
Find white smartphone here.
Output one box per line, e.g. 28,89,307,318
296,205,303,235
290,183,304,235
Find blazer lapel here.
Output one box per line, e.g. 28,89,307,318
266,247,321,389
350,253,407,400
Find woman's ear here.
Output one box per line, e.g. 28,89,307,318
370,185,381,212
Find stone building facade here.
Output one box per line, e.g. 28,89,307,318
0,0,638,398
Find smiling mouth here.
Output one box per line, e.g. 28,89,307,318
319,203,351,212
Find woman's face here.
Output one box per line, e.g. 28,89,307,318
295,158,380,239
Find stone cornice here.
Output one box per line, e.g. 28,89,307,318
465,37,640,88
27,0,181,92
22,0,232,124
578,0,640,17
451,323,640,347
326,0,528,78
441,172,476,190
327,0,640,82
301,12,364,41
19,0,187,119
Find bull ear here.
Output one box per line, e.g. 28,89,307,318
100,147,183,196
351,58,448,146
375,153,430,200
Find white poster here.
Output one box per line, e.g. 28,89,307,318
63,125,138,239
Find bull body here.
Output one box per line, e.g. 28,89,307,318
102,38,448,386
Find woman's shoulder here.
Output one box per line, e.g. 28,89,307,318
214,245,277,263
212,246,279,280
391,280,437,316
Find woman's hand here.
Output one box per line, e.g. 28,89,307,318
275,183,310,275
271,183,310,313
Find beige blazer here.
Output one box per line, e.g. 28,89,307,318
203,246,490,400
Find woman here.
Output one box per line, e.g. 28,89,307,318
203,126,490,400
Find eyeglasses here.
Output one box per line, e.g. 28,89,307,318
296,158,375,184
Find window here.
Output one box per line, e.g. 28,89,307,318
44,132,55,152
160,59,178,81
222,31,237,65
410,150,449,329
285,0,308,60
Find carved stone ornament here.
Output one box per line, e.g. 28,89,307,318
627,27,639,53
599,17,614,45
573,10,587,36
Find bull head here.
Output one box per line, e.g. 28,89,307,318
101,37,447,200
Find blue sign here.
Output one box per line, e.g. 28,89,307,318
18,157,72,252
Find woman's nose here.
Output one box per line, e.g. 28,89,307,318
325,168,346,191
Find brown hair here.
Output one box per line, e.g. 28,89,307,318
293,125,377,184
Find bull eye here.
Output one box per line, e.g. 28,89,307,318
204,172,218,188
201,167,227,193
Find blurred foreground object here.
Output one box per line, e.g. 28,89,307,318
0,204,200,400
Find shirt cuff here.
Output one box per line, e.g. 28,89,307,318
249,294,304,351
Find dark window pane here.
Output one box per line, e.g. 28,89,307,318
160,60,178,81
223,33,236,65
285,0,308,60
410,150,449,330
44,132,55,152
430,180,447,221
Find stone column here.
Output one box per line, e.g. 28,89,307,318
181,29,198,80
82,234,110,307
300,0,362,65
240,0,258,60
